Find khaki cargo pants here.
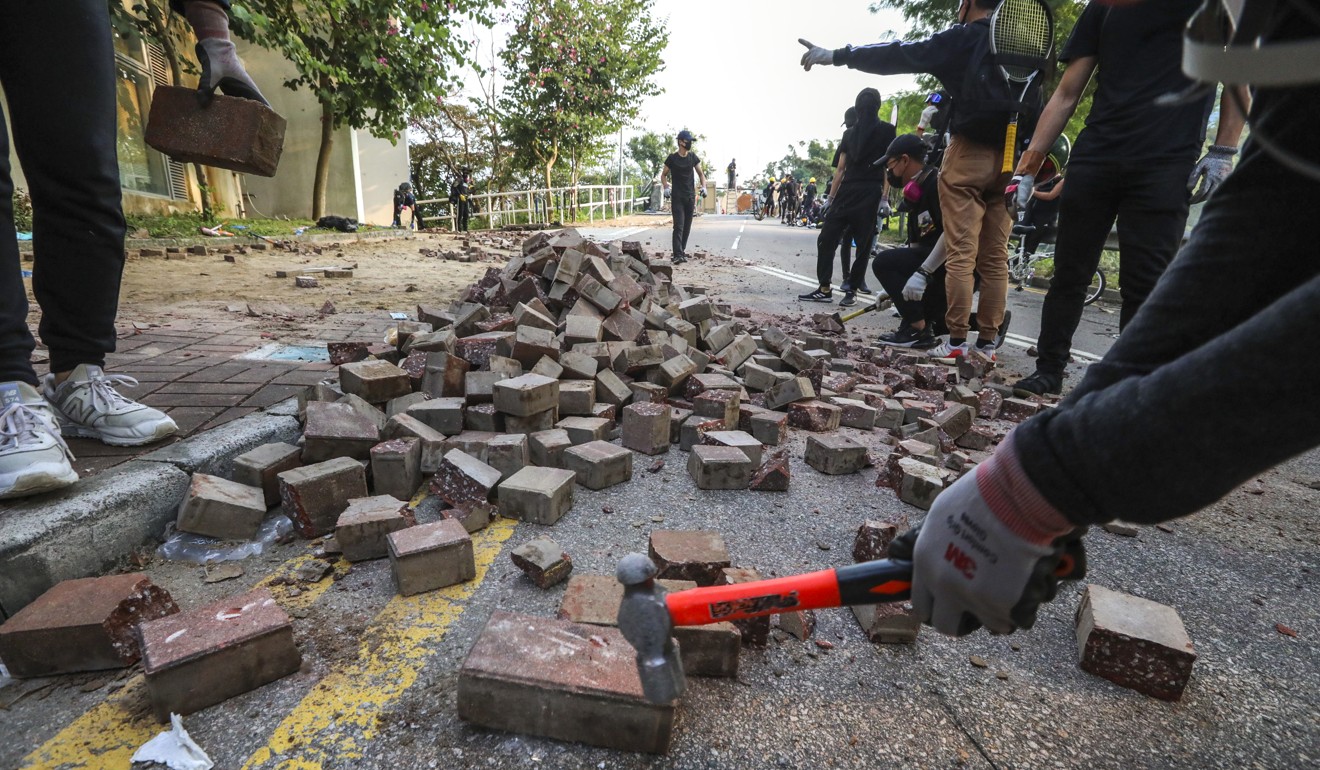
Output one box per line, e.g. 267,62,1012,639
938,134,1012,341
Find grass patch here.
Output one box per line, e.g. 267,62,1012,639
125,213,320,239
1025,250,1121,290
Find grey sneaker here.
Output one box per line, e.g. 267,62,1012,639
43,364,178,447
0,381,78,499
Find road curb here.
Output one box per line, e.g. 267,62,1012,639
0,404,303,619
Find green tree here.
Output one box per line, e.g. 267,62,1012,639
768,139,839,186
627,130,671,181
498,0,668,196
229,0,497,218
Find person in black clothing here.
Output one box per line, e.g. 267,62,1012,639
801,0,1022,359
799,88,895,307
661,129,705,264
1010,0,1247,397
830,106,869,297
763,178,776,218
801,178,818,220
394,182,418,229
449,173,471,232
727,159,737,190
392,184,405,228
871,135,946,349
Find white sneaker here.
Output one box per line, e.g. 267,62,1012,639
927,340,970,359
43,364,178,447
0,381,78,499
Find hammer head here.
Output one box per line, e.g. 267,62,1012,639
616,553,687,704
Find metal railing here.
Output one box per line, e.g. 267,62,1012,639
415,184,641,230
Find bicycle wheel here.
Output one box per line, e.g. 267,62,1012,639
1083,269,1106,306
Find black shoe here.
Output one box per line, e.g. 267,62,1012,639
994,310,1012,350
856,284,874,296
1013,371,1062,397
840,281,853,293
839,292,857,307
672,254,688,264
799,288,833,302
877,324,936,349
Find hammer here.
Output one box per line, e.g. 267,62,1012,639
617,532,1086,704
828,296,893,328
617,555,914,704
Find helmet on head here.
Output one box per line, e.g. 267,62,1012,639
809,178,816,183
1047,134,1071,173
926,92,943,105
676,129,695,144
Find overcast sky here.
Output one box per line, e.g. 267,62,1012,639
456,1,925,184
633,0,921,180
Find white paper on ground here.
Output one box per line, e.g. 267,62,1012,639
130,713,214,770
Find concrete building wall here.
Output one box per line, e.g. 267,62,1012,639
355,128,411,226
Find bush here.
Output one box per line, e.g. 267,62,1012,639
12,187,33,233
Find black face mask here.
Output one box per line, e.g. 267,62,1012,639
886,169,904,188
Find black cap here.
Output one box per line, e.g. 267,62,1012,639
880,133,928,165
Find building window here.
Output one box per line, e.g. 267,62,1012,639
113,27,186,199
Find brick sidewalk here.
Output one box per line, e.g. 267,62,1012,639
31,309,394,479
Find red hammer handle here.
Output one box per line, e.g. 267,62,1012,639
664,559,914,626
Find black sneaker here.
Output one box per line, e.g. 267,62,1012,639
856,284,874,296
839,292,857,307
877,324,936,348
672,254,688,264
994,310,1013,350
840,281,853,293
1013,371,1062,397
799,288,833,302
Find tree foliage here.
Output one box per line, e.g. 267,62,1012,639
229,0,498,217
765,139,840,187
498,0,668,193
627,130,670,181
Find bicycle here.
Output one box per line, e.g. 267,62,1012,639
1008,222,1106,306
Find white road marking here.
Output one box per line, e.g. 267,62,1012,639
739,224,745,233
732,236,741,250
749,264,817,288
1002,333,1103,363
586,225,653,242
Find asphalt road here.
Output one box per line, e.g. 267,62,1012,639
3,216,1316,770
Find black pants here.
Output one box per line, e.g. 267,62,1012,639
671,196,694,258
1032,158,1191,376
392,204,403,227
1015,81,1320,526
816,187,881,290
872,245,948,327
838,225,853,280
0,0,126,386
456,201,469,232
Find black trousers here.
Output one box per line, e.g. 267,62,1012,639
671,196,694,258
872,245,948,325
838,225,853,279
456,201,469,232
816,187,881,289
1032,158,1191,376
0,0,126,386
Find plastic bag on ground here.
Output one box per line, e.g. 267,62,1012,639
130,713,213,770
157,514,293,565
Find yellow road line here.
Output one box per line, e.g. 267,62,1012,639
241,517,517,769
20,553,347,770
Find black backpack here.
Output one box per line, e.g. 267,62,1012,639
948,24,1044,148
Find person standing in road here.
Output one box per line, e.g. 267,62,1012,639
1009,0,1247,397
763,176,777,218
800,0,1036,359
798,88,895,307
660,130,705,264
449,172,472,233
0,0,270,499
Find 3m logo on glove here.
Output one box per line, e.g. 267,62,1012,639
944,543,977,580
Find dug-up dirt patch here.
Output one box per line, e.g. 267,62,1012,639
115,232,499,316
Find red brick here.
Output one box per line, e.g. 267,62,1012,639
648,530,731,586
139,588,300,720
430,449,501,508
510,537,574,589
457,611,675,754
786,400,842,432
717,567,770,646
145,86,286,176
749,451,791,492
1076,585,1197,701
0,575,178,677
853,520,901,562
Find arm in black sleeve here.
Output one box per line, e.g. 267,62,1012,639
833,25,973,80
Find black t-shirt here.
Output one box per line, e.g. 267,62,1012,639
665,152,701,200
902,167,943,251
804,183,817,201
839,121,897,186
1062,0,1214,162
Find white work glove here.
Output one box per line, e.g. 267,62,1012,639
1007,174,1034,217
879,199,893,219
1187,145,1237,204
196,39,268,106
900,465,1084,636
902,270,928,302
798,39,835,71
